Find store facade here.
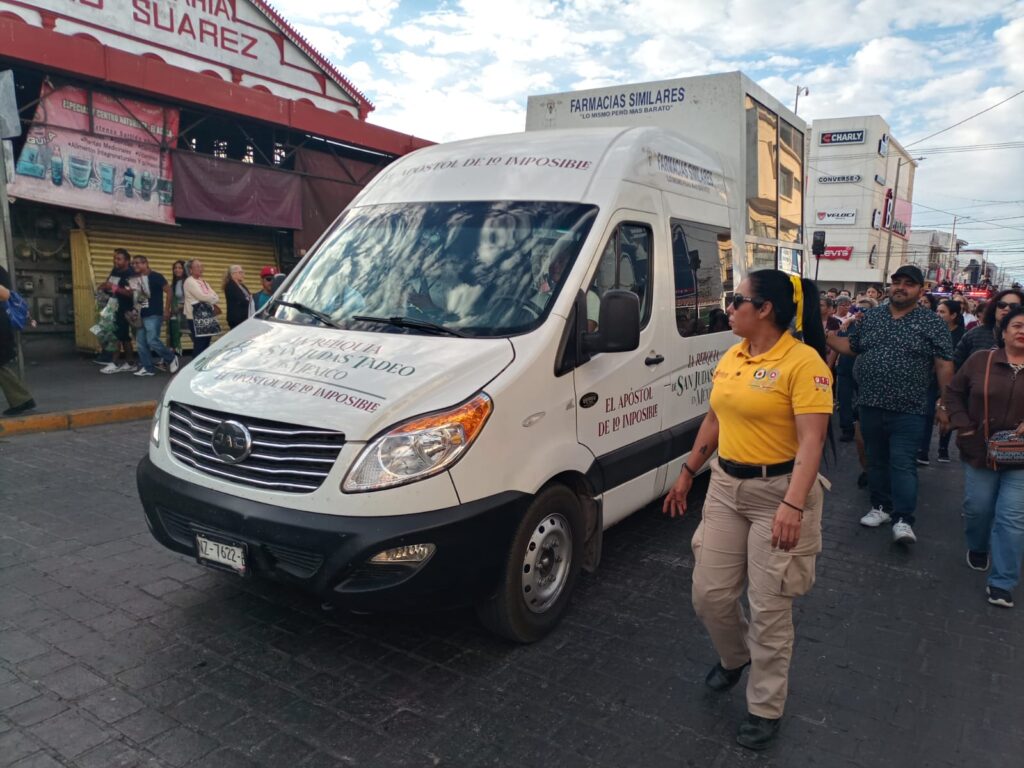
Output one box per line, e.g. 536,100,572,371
0,0,430,349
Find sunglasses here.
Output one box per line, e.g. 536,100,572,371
731,294,765,309
996,301,1021,310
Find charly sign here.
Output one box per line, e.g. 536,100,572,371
819,130,865,145
10,82,178,224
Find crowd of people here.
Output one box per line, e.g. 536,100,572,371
92,249,279,372
663,266,1024,751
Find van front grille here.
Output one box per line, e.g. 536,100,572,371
167,402,345,494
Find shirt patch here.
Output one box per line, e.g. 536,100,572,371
812,375,831,391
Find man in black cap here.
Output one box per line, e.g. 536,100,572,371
826,265,954,545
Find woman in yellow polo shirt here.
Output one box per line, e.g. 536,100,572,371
663,269,833,750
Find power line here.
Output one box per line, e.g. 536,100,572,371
904,89,1024,147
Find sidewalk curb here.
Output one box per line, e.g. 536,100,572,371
0,401,157,437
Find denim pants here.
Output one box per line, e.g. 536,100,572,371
836,374,856,433
963,464,1024,592
918,380,938,457
135,315,175,372
859,406,928,525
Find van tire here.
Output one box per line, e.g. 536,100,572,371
476,484,584,643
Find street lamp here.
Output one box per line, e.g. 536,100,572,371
794,86,809,114
882,155,924,285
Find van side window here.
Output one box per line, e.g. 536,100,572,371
587,223,652,331
670,218,733,337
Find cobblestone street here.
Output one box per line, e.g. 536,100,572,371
1,423,1022,767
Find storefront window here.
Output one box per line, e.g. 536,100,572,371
778,119,803,243
745,96,778,240
746,243,777,272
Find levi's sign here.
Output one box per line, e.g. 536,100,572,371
819,130,865,145
815,208,857,225
822,246,853,260
818,174,862,184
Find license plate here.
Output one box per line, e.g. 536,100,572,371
195,534,247,575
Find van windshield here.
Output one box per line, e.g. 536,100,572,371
270,201,598,337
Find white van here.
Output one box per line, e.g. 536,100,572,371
138,126,746,642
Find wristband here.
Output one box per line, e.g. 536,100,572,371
682,463,697,477
781,499,804,516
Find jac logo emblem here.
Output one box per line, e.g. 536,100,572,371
211,421,252,464
579,392,599,408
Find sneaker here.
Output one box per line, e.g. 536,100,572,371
967,550,990,571
134,368,156,377
987,586,1014,608
937,450,950,463
916,454,930,466
892,521,917,544
99,362,120,374
860,506,891,527
117,363,138,373
2,398,36,417
169,355,180,374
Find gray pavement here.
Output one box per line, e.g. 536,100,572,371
1,423,1022,767
9,334,173,416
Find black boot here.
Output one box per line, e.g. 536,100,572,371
736,713,781,750
704,660,750,692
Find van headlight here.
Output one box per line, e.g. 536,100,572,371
150,403,162,447
343,393,492,492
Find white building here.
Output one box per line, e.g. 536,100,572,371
805,116,916,292
906,230,967,285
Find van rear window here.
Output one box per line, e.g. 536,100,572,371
271,201,598,337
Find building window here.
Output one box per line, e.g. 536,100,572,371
213,140,228,159
242,145,255,164
746,243,778,271
273,143,287,166
587,223,653,330
671,219,732,337
745,96,778,240
778,119,803,243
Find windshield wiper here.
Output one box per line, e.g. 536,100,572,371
352,315,467,338
273,299,342,329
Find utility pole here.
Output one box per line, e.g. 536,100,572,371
794,86,809,114
882,158,903,285
946,215,958,281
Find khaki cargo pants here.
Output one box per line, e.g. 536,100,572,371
691,461,825,719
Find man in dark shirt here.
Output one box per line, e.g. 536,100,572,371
129,255,179,376
0,266,37,416
98,248,137,374
827,265,954,545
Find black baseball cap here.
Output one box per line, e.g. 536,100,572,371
891,265,924,285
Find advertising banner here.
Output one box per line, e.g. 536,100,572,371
821,246,853,260
10,83,179,224
815,208,857,225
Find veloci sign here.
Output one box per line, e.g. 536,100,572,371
819,130,865,145
815,208,857,225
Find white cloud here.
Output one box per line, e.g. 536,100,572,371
995,16,1024,85
265,0,399,34
294,25,355,62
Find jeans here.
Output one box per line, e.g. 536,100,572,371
836,374,856,433
135,315,175,373
188,320,211,356
918,380,938,457
963,464,1024,592
859,406,928,526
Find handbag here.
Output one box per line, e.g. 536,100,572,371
3,290,30,331
983,350,1024,470
191,301,222,338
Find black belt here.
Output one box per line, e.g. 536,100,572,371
718,457,794,479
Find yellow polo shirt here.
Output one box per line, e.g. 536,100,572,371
710,332,833,465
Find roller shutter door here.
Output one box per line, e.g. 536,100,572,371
71,215,277,351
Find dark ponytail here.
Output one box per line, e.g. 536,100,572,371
748,270,828,364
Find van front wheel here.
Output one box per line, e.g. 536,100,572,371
476,484,584,643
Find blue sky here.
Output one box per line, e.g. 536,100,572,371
272,0,1024,280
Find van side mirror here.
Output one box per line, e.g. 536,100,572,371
583,289,640,354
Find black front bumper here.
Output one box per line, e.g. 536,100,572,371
137,456,527,611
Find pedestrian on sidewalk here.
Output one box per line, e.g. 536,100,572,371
223,265,254,329
254,266,278,312
663,269,832,751
98,249,137,374
0,265,37,416
129,256,180,377
183,260,221,356
953,289,1023,369
943,306,1024,609
168,260,187,356
826,265,954,545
